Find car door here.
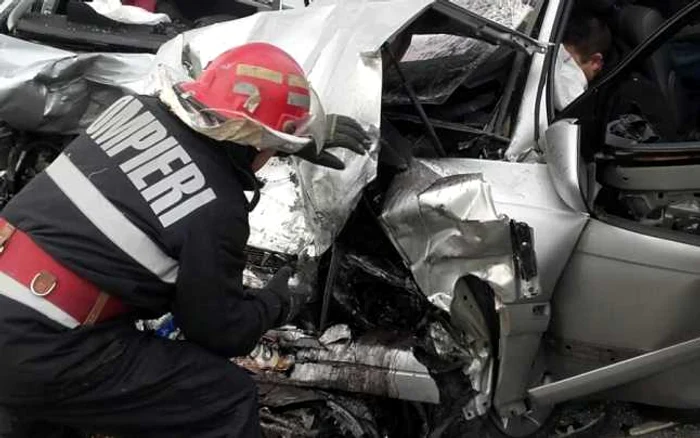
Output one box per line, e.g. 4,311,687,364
545,2,700,407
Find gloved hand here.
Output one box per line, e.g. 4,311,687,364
294,114,372,170
264,266,316,326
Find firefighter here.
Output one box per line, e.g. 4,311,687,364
0,42,369,437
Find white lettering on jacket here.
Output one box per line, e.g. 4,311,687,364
87,96,217,227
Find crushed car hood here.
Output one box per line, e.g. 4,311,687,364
0,35,154,132
0,0,545,256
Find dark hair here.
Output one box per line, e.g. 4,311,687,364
564,14,612,60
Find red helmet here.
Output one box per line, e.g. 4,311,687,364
178,42,312,137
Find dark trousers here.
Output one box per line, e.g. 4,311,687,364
0,297,260,438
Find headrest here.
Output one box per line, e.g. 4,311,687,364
618,5,665,45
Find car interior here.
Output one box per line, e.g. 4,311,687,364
378,0,548,168
558,0,700,237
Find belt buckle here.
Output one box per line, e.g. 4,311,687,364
30,271,57,297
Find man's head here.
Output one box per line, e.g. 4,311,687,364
178,42,314,147
164,42,322,172
163,43,370,171
564,14,612,82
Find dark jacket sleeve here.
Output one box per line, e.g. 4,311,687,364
173,204,283,357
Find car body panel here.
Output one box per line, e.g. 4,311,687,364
549,217,700,408
506,0,562,161
7,0,700,416
553,218,700,351
538,1,700,410
543,119,588,212
548,1,700,354
419,158,588,298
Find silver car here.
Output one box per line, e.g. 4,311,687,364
1,0,700,436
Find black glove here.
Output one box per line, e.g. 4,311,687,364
264,266,316,326
294,114,372,170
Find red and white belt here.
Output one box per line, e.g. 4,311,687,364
0,218,128,328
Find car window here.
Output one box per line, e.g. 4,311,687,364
587,9,700,238
551,8,614,113
380,0,546,160
603,16,700,147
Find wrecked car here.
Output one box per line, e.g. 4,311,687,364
3,0,700,437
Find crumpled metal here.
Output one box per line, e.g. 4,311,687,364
147,0,437,255
241,323,441,404
381,159,520,307
291,342,441,404
0,34,155,133
0,0,535,257
247,156,317,254
380,161,518,416
319,324,352,346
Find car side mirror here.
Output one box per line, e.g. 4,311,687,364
543,119,587,212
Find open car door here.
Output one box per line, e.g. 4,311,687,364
530,1,700,411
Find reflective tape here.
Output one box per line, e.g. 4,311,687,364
236,64,283,84
0,271,79,328
233,81,260,97
46,154,179,284
287,92,310,109
233,81,262,113
288,74,308,89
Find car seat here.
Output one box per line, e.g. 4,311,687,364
617,5,690,134
598,6,700,194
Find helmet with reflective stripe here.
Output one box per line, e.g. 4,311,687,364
178,42,312,138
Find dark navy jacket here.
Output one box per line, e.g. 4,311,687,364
3,95,282,357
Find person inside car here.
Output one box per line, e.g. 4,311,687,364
554,13,612,111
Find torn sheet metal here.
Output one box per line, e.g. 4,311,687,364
319,324,352,346
0,34,154,133
422,318,491,406
266,327,324,350
415,159,588,297
241,325,441,404
245,157,317,255
0,0,543,257
380,159,525,306
148,0,444,255
289,345,440,404
258,390,380,438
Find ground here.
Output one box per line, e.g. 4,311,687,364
546,402,700,438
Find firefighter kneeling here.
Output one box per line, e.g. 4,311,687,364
0,43,369,438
